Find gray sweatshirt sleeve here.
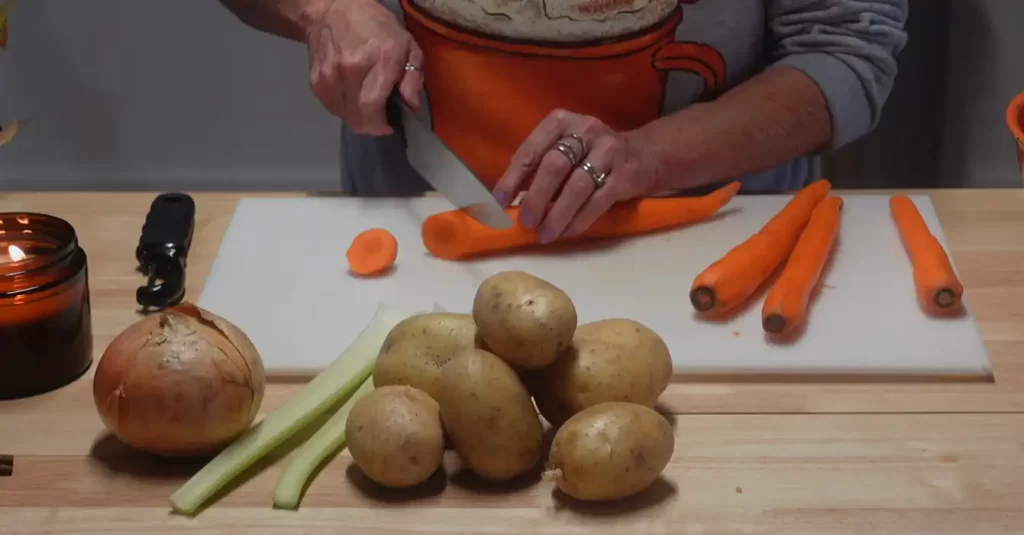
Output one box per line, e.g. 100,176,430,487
768,0,909,150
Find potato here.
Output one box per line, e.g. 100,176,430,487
373,313,486,400
436,348,543,481
545,402,674,501
542,318,672,414
472,271,577,370
345,385,445,488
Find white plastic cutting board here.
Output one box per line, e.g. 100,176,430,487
196,194,992,380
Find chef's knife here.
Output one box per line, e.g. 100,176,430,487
389,94,513,229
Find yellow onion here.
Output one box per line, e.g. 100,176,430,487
93,302,266,457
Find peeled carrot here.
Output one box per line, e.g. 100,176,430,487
889,194,964,315
761,196,843,336
689,179,832,315
421,181,741,260
347,228,398,276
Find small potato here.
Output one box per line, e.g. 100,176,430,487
545,402,674,501
436,348,543,481
472,271,577,370
346,385,445,489
543,318,672,413
373,313,485,400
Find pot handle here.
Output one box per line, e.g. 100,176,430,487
652,42,727,96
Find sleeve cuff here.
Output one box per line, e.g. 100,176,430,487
773,52,873,152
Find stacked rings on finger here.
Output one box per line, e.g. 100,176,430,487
579,161,609,189
550,133,589,167
551,140,581,166
404,63,422,72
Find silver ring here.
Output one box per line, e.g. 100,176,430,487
404,63,422,72
579,161,608,189
551,140,580,167
566,133,588,156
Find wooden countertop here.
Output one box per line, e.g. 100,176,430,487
1,190,1023,534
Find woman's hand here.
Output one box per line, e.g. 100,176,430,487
304,0,424,135
492,109,663,243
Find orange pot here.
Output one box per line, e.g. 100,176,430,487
1007,90,1024,183
401,0,726,187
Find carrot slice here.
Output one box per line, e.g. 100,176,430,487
689,179,832,315
421,181,741,261
889,194,963,315
761,196,843,336
347,228,398,276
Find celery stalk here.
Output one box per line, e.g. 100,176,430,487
168,304,415,516
272,377,374,509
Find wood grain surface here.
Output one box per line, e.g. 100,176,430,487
0,190,1022,534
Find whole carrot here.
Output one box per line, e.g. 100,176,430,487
689,179,832,315
889,194,964,315
421,181,741,260
761,196,843,336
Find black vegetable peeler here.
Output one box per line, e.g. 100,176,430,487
135,192,196,312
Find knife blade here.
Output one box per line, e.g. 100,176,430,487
390,94,513,229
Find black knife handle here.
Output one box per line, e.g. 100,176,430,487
135,193,195,310
136,192,195,265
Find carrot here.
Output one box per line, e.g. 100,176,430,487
689,179,832,315
421,180,741,260
889,194,964,315
761,196,843,336
347,228,398,276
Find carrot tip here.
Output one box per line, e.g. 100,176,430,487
933,288,958,308
762,315,786,335
689,287,717,312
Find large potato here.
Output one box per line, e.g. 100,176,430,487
546,402,674,501
436,348,543,481
346,385,445,488
542,318,672,413
373,313,485,400
472,271,577,370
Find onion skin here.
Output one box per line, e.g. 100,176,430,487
93,302,266,457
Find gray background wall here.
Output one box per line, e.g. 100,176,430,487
0,0,341,191
1,0,1023,191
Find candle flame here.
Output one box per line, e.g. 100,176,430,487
8,244,25,261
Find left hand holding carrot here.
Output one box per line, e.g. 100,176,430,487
490,109,664,243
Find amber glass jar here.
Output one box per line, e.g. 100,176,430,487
0,213,92,400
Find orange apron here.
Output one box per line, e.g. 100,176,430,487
401,0,727,187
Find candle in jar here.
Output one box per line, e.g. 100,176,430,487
0,213,93,400
0,244,30,264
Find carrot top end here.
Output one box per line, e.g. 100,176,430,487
762,314,786,335
689,286,717,312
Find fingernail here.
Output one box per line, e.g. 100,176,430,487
539,228,554,244
493,191,506,205
520,210,536,228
